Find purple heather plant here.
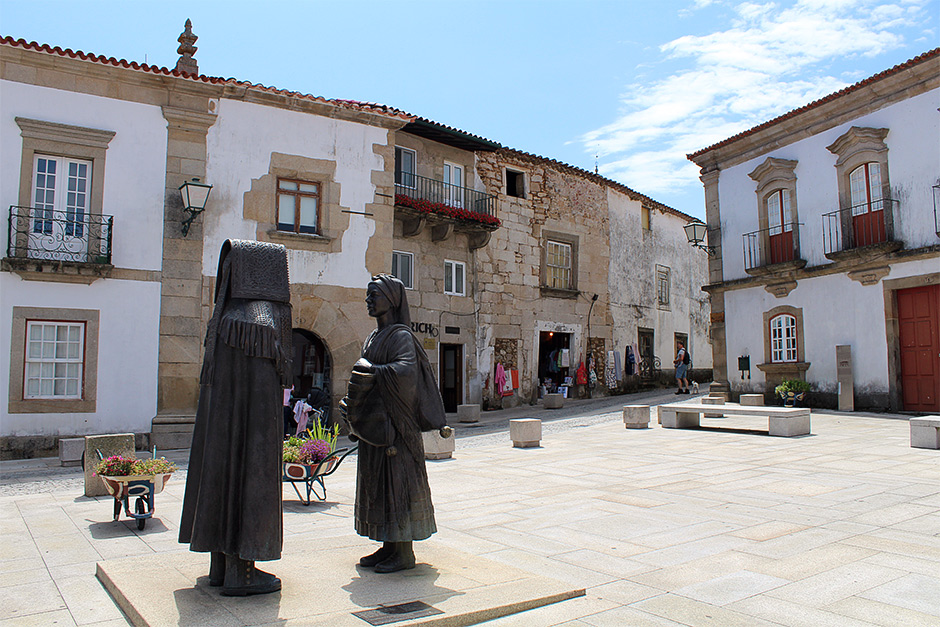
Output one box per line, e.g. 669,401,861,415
300,438,332,464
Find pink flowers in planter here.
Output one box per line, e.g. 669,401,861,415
395,194,500,228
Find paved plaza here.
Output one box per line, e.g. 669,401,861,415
1,391,938,626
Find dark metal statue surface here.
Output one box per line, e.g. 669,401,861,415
341,274,450,573
179,239,292,596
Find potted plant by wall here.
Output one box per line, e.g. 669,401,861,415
775,379,812,407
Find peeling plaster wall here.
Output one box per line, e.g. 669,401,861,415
607,188,712,371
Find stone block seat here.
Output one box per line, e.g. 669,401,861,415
510,418,542,448
659,401,810,437
622,405,650,429
910,417,940,449
543,393,565,409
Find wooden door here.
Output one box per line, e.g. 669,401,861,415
850,163,886,247
767,189,794,264
439,343,462,413
898,285,940,412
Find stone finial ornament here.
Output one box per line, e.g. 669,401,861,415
175,19,199,75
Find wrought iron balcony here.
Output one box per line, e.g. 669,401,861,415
743,222,805,274
822,198,899,257
395,173,499,229
6,205,113,264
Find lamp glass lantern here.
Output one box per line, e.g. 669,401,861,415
179,178,212,236
683,220,708,246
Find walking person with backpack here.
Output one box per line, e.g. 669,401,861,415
674,341,691,394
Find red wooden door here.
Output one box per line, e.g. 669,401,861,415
769,230,794,264
898,285,940,412
850,163,886,247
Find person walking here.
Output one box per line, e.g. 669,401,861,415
674,341,690,394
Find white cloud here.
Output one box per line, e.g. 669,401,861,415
581,0,931,203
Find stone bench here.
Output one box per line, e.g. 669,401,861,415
659,401,811,437
910,417,940,449
510,419,541,448
622,405,650,429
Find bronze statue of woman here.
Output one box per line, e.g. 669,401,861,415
179,240,292,596
341,274,449,573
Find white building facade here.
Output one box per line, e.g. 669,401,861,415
688,49,940,412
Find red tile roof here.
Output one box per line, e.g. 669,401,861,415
0,36,414,121
687,48,940,160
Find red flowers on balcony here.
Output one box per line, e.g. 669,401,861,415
395,194,501,228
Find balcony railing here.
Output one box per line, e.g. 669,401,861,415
395,173,498,224
822,198,897,256
6,205,113,264
743,222,803,272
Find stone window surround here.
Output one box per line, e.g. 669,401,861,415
505,168,526,199
10,118,116,279
747,157,800,263
540,230,579,298
657,264,671,309
883,272,940,411
756,304,809,384
8,307,100,414
257,154,344,253
826,127,892,241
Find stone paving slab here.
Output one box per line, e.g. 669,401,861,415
2,398,940,627
96,541,584,627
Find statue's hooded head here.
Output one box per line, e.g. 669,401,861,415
368,274,411,326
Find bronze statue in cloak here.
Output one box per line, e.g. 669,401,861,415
179,239,292,596
341,274,450,573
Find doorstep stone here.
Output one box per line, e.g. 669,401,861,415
84,434,135,497
510,419,541,448
457,404,480,423
622,405,650,429
151,415,196,451
910,417,940,449
423,430,456,460
740,394,764,406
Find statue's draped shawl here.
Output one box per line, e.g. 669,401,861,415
180,239,292,561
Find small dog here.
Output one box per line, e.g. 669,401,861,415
691,381,700,394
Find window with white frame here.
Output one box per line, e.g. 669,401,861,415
277,178,319,234
24,321,84,399
770,314,798,363
444,260,465,296
31,155,92,238
395,146,416,188
392,251,414,289
657,265,671,307
546,240,572,289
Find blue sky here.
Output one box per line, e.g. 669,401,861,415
2,0,937,218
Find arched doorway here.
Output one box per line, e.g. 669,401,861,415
291,329,333,421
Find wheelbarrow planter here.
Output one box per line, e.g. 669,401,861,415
99,472,174,530
283,445,357,505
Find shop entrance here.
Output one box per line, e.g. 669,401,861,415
440,343,463,412
538,331,572,397
291,329,333,420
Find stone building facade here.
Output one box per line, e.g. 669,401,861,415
0,29,708,455
688,49,939,411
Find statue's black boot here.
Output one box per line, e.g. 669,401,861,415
359,542,394,567
208,552,225,587
375,542,416,574
220,555,281,596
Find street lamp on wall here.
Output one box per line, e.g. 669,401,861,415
683,220,716,255
179,178,213,236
